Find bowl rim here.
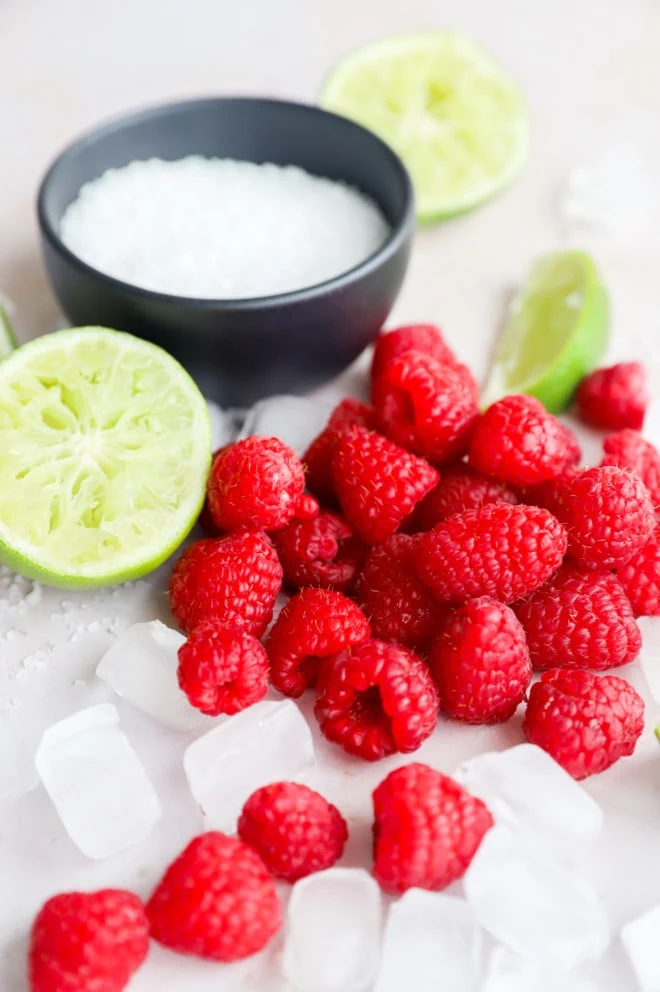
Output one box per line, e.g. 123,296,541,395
37,95,415,311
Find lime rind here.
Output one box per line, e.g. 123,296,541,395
0,302,18,359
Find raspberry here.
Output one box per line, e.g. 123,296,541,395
415,503,567,604
518,467,578,515
29,889,149,992
238,782,348,882
514,566,641,670
370,323,457,381
617,527,660,616
553,465,655,569
267,588,371,697
197,446,230,538
468,394,580,486
177,621,269,715
429,598,531,723
413,465,519,529
332,425,439,544
372,351,479,464
576,362,649,431
146,832,281,961
372,763,493,893
602,429,660,514
523,669,644,779
273,510,365,592
303,399,378,505
169,531,283,636
207,436,318,532
314,639,439,760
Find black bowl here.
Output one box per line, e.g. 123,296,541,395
37,97,414,406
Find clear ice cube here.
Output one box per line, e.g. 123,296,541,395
238,395,333,455
373,889,483,992
0,715,39,803
463,826,610,973
454,744,603,861
482,947,602,992
96,620,214,732
637,617,660,704
183,699,314,832
283,868,382,992
35,703,162,859
621,901,660,991
206,399,235,452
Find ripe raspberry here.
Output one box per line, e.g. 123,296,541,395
514,566,641,670
468,394,580,486
146,832,281,961
267,588,370,697
617,527,660,616
29,889,149,992
576,362,649,431
415,503,567,604
523,668,644,779
413,465,519,530
238,782,348,882
314,639,439,760
519,467,578,516
207,436,318,532
169,531,283,636
197,446,230,538
370,323,457,381
373,351,479,464
429,598,531,723
177,621,269,716
553,465,655,569
303,399,378,505
273,510,365,592
332,425,439,544
355,534,441,651
602,429,660,514
372,763,493,893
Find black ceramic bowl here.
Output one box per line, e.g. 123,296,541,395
37,97,414,406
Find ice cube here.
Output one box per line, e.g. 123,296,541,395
206,399,235,451
0,715,39,803
481,947,602,992
183,699,314,832
373,889,483,992
35,703,162,859
96,620,214,732
238,395,333,455
637,617,660,704
454,744,603,861
283,868,381,992
463,826,610,972
621,901,660,991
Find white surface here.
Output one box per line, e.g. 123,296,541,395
621,902,660,992
239,395,334,454
2,0,660,989
638,617,660,705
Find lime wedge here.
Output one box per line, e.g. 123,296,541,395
0,327,211,588
482,251,610,413
320,32,529,221
0,302,18,358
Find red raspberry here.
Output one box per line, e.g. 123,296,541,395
553,465,655,569
273,510,365,593
303,399,378,505
29,889,149,992
602,429,660,514
355,534,441,651
267,588,370,697
523,668,644,779
177,621,269,716
314,639,439,760
197,446,230,538
207,436,318,532
332,425,439,544
373,352,479,464
519,467,579,516
413,465,519,529
372,763,493,893
238,782,348,882
469,394,580,486
617,527,660,616
514,566,641,670
169,531,283,636
576,362,649,431
429,598,531,723
370,323,457,381
146,832,281,961
415,503,567,604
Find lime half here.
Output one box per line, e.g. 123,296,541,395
0,303,18,359
0,327,211,588
320,32,529,221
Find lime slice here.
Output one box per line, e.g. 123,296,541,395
320,32,529,221
0,327,211,588
0,302,18,358
482,251,610,414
